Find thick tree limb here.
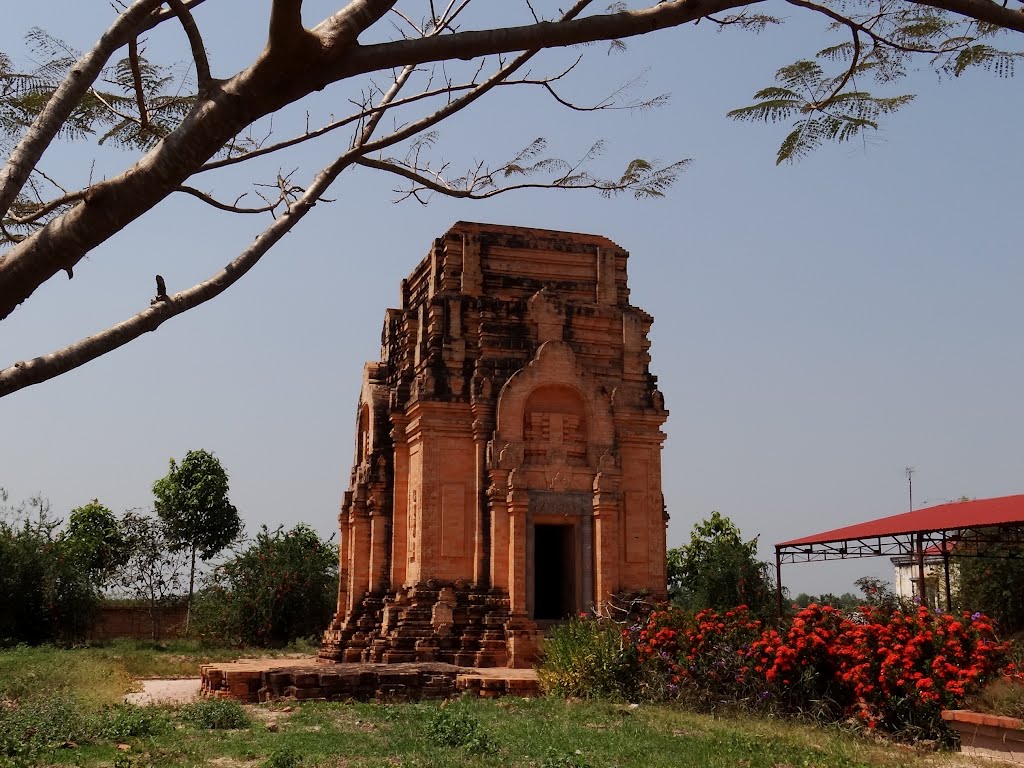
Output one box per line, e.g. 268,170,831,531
139,0,210,34
319,0,755,83
0,0,165,221
313,0,401,49
914,0,1024,33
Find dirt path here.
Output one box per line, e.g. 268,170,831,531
125,678,201,706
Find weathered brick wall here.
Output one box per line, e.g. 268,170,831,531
88,604,188,641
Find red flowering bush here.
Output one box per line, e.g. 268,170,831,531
628,605,767,707
622,602,1010,740
829,605,1009,735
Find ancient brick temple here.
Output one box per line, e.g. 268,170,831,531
320,222,668,668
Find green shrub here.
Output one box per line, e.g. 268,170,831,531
538,616,639,699
98,704,172,740
180,698,250,730
193,524,337,646
0,729,38,768
425,705,498,754
0,694,93,747
264,745,303,768
0,502,102,645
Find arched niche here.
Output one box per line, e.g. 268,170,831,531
494,341,614,465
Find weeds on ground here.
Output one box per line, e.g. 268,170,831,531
965,676,1024,719
97,703,172,740
425,704,498,754
538,616,640,699
181,698,251,729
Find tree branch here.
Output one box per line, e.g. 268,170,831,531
165,0,213,92
0,0,166,221
913,0,1024,33
138,0,209,34
6,190,86,225
320,0,756,82
128,37,150,127
313,0,401,50
175,184,300,213
0,178,327,398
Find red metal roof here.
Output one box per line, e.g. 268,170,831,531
776,494,1024,549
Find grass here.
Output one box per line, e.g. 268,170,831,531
0,637,318,706
5,695,976,768
0,643,976,768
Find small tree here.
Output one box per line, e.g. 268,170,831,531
113,510,187,640
668,511,775,619
64,499,125,584
152,449,242,633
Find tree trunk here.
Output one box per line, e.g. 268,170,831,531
187,545,196,635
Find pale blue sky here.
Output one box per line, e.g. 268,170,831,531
1,1,1021,597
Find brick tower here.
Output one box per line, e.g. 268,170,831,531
320,222,668,667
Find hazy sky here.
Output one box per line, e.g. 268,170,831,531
1,1,1021,598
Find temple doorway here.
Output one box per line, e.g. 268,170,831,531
532,524,576,621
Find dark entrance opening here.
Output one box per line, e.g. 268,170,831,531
533,524,575,620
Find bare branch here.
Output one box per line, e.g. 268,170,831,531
0,0,165,220
165,0,213,91
0,170,330,397
175,184,300,213
128,37,150,127
6,190,86,225
360,0,598,158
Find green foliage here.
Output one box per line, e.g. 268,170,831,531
728,61,915,164
0,30,194,245
0,493,101,644
152,449,242,562
193,524,337,646
538,616,640,699
425,705,498,754
0,694,93,750
668,511,774,619
180,698,251,730
97,704,172,741
111,511,186,640
956,538,1024,634
793,591,861,610
65,500,125,581
153,449,242,630
263,745,303,768
725,0,1020,162
854,576,909,612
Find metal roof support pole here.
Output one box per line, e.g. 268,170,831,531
941,533,952,612
915,532,926,607
775,548,784,621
